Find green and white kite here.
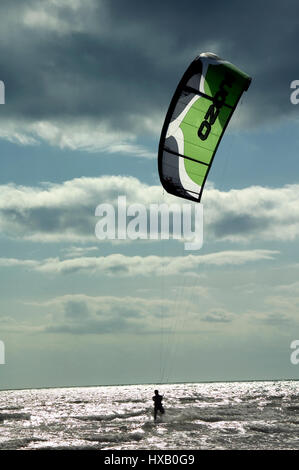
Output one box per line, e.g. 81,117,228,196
158,52,251,202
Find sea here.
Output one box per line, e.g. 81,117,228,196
0,380,299,450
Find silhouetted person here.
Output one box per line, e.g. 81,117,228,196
153,389,164,421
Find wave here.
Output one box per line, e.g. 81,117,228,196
33,444,98,450
248,423,293,434
85,431,144,443
0,437,44,450
289,418,299,425
74,410,143,422
0,406,23,411
0,412,31,421
143,407,226,424
115,399,143,404
68,400,90,404
286,405,299,411
178,397,199,403
199,415,226,423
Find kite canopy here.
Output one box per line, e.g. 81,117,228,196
158,53,251,202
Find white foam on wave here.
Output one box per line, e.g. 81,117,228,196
74,409,143,422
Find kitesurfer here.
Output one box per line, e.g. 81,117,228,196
153,389,164,420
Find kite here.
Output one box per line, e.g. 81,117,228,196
158,53,251,202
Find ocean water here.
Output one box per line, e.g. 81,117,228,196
0,381,299,450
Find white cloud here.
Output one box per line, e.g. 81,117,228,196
0,119,155,158
23,10,70,33
202,308,234,323
204,183,299,242
0,258,37,268
0,175,299,244
28,293,195,335
0,249,279,277
22,0,98,35
61,245,99,258
277,280,299,294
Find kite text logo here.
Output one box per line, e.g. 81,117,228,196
198,73,233,141
0,81,5,104
95,196,203,250
0,341,5,365
290,340,299,364
290,81,299,105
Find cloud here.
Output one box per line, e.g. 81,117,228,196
0,119,156,157
0,258,37,268
0,250,279,277
0,175,299,244
277,280,299,294
22,0,92,35
31,293,190,335
204,184,299,243
27,292,261,336
0,176,155,242
248,310,295,328
258,312,293,326
202,309,234,323
26,289,289,336
0,316,42,333
61,245,99,258
0,0,298,152
64,299,90,319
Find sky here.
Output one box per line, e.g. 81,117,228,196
1,0,299,389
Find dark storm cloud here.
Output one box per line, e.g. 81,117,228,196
0,0,299,137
